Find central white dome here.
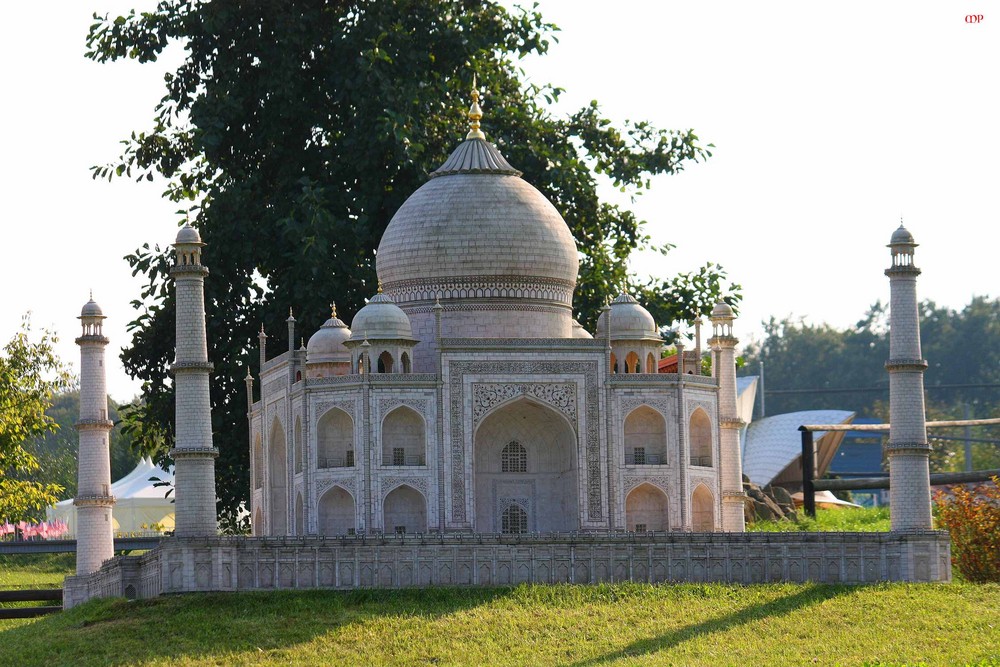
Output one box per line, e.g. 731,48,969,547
376,138,579,306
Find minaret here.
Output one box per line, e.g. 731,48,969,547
709,301,746,532
74,296,115,575
171,223,219,536
885,224,932,531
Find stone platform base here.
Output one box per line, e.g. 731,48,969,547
64,531,951,608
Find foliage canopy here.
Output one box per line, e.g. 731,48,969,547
0,317,71,523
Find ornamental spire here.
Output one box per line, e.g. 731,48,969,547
466,75,485,141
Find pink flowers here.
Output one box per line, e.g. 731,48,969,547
0,519,69,541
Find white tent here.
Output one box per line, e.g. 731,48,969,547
48,458,175,535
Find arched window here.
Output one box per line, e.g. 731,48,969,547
377,351,393,373
625,351,640,373
401,352,411,374
690,408,713,467
610,352,617,374
646,353,656,373
501,504,528,534
501,441,527,473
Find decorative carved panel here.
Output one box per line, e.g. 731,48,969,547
472,383,576,428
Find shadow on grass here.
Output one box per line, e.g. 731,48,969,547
568,584,858,667
0,586,517,666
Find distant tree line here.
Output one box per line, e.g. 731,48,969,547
741,296,1000,471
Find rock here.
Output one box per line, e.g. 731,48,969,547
742,474,751,485
760,493,785,519
746,486,767,503
767,485,794,506
744,497,756,524
752,499,778,521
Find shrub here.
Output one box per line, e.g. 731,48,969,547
934,476,1000,582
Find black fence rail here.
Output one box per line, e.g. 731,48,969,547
0,536,162,555
0,588,62,619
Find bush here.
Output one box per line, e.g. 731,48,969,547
934,476,1000,582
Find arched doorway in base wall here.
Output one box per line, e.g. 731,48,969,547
692,484,715,531
317,486,355,536
625,483,669,531
383,485,427,534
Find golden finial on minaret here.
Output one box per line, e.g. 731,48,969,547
466,74,485,141
377,279,383,294
330,302,337,318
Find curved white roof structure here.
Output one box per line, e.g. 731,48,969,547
743,410,855,487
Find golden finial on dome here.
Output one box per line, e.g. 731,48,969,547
466,75,485,141
330,302,337,318
377,280,383,294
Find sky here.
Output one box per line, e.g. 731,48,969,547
1,1,997,402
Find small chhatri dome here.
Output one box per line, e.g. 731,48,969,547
175,223,202,244
349,293,415,342
596,292,659,341
306,305,352,364
80,297,104,319
889,223,916,247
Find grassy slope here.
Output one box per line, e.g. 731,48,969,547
0,584,997,666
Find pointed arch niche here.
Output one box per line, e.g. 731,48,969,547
383,484,427,534
317,408,354,469
690,408,713,467
625,483,669,531
692,484,715,532
317,486,355,536
294,491,304,535
624,406,667,465
381,406,425,466
268,419,288,536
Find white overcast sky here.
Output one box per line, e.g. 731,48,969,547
1,1,996,402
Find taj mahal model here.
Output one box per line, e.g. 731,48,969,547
63,90,950,607
248,90,743,539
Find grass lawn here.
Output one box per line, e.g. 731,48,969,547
0,583,997,666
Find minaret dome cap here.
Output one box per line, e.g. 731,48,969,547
888,224,916,247
175,223,203,245
80,298,105,319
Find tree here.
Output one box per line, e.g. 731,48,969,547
0,317,71,523
86,0,739,525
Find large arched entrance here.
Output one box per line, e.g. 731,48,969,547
268,419,287,536
317,486,355,535
625,483,669,531
473,398,579,533
383,485,427,534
